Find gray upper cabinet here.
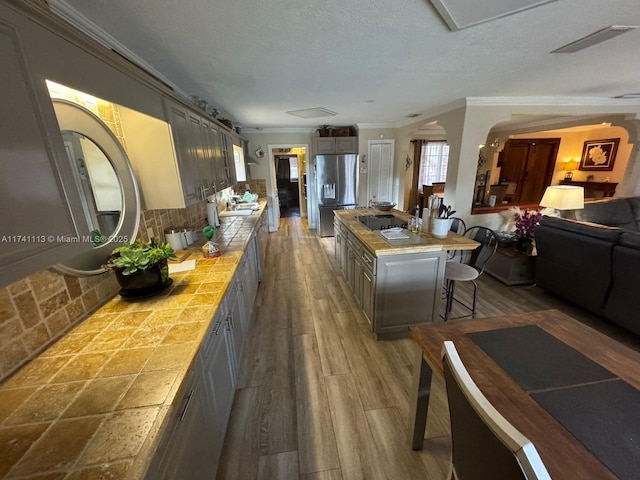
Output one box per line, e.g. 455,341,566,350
165,101,200,204
0,14,92,287
313,136,358,154
165,101,239,204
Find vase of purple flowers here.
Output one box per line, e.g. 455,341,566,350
513,208,542,254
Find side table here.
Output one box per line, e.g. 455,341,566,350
485,246,536,285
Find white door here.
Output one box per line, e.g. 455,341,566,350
367,140,395,203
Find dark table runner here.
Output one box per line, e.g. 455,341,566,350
468,325,640,480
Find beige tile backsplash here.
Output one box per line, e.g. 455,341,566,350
0,179,267,383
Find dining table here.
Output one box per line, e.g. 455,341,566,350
408,309,640,479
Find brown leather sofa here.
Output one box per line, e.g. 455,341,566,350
535,196,640,335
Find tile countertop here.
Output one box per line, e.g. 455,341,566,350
334,208,479,254
0,201,268,480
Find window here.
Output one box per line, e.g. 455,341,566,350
289,157,299,181
233,144,247,182
418,141,449,188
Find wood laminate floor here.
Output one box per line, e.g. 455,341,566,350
216,217,640,480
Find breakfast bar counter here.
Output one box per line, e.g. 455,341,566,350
334,208,478,255
333,208,478,340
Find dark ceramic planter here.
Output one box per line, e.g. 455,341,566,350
115,259,170,298
515,237,534,255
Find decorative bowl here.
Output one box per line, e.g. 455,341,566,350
371,201,396,211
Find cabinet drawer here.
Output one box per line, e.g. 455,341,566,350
362,250,376,275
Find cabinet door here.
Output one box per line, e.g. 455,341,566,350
147,371,215,480
240,243,259,322
375,252,445,336
208,123,228,191
200,313,236,443
221,131,237,187
314,137,335,154
335,137,358,154
227,280,247,366
362,266,375,325
0,20,91,286
354,253,363,307
257,209,269,280
166,102,199,204
197,118,216,199
334,226,343,266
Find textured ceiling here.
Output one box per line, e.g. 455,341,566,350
51,0,640,129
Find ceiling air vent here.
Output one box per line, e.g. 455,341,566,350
551,25,639,53
286,107,337,119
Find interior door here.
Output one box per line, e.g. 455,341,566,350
500,138,560,203
367,140,394,203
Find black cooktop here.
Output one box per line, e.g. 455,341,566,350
356,214,408,231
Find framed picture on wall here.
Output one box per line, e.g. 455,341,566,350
579,138,619,171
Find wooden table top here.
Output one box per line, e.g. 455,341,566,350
410,309,640,479
334,208,479,256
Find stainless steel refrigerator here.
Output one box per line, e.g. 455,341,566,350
316,154,358,236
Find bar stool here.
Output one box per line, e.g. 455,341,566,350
444,226,497,321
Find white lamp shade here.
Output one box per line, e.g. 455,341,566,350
540,185,584,210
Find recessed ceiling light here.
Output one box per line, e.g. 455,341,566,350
551,25,639,53
286,107,337,119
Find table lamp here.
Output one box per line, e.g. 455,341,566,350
540,185,584,219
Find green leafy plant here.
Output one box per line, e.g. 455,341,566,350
107,240,176,276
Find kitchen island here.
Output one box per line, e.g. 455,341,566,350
334,208,478,340
0,202,269,480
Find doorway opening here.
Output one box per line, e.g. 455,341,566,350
275,154,300,218
266,144,309,232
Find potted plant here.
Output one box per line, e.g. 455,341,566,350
316,125,332,137
513,208,542,254
107,240,177,296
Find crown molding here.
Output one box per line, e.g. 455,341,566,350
465,96,640,107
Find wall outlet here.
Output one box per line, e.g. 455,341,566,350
147,227,154,241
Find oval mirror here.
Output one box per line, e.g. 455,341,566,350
52,99,140,275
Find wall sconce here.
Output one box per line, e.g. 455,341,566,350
561,160,580,180
489,138,500,148
405,154,412,170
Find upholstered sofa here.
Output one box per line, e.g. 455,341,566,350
535,196,640,335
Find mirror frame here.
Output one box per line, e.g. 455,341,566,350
52,99,140,275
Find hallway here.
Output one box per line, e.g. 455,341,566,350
216,216,635,479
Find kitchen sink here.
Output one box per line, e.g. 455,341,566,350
219,209,254,217
235,202,260,210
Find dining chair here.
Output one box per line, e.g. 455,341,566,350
442,341,552,480
443,226,497,321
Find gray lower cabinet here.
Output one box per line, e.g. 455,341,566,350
227,277,247,370
147,236,259,478
147,304,240,480
361,251,375,324
374,252,445,339
335,218,446,340
241,236,260,319
257,207,269,281
150,369,216,480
